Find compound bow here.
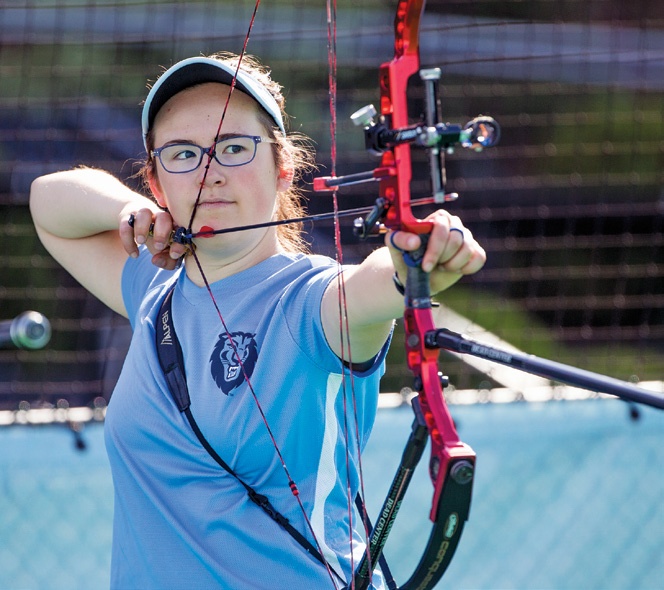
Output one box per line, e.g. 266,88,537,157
313,1,500,589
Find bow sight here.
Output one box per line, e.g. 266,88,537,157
351,69,499,157
353,104,500,156
314,67,500,238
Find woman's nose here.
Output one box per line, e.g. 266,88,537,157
198,154,227,185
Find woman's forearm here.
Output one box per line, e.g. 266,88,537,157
29,167,156,239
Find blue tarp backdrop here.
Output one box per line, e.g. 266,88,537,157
1,399,663,590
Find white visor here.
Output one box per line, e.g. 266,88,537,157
141,56,285,150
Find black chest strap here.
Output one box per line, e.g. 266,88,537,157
155,283,334,574
155,282,394,588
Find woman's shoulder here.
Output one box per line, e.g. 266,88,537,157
122,246,181,325
268,252,341,291
280,251,342,275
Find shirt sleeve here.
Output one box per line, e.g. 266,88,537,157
278,259,392,377
121,246,174,328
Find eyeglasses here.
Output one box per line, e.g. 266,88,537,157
151,135,276,174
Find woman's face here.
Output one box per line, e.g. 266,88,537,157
149,82,290,257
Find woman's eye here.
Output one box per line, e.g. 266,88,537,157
221,143,246,155
171,148,198,161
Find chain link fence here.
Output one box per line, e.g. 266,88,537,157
2,399,663,589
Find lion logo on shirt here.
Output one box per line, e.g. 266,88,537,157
209,331,258,396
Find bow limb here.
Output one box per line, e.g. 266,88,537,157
379,0,431,236
398,261,475,590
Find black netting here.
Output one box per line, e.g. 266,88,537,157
1,2,662,409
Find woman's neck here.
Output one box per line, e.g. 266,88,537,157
183,230,282,286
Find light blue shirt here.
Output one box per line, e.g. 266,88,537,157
105,248,389,589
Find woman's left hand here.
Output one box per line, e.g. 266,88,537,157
385,209,486,296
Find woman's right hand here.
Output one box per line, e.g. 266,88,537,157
119,206,187,270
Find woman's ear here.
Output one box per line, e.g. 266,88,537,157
148,171,168,209
277,163,294,193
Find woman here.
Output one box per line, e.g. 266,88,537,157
30,53,485,589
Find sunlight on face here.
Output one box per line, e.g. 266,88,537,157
150,82,285,270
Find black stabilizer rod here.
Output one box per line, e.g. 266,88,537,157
426,328,664,410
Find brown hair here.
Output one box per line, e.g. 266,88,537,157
140,52,315,254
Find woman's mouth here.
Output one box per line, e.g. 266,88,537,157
197,198,233,208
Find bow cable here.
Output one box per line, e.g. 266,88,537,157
325,1,376,587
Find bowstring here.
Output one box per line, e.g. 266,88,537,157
325,1,373,587
185,0,259,233
182,1,339,587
